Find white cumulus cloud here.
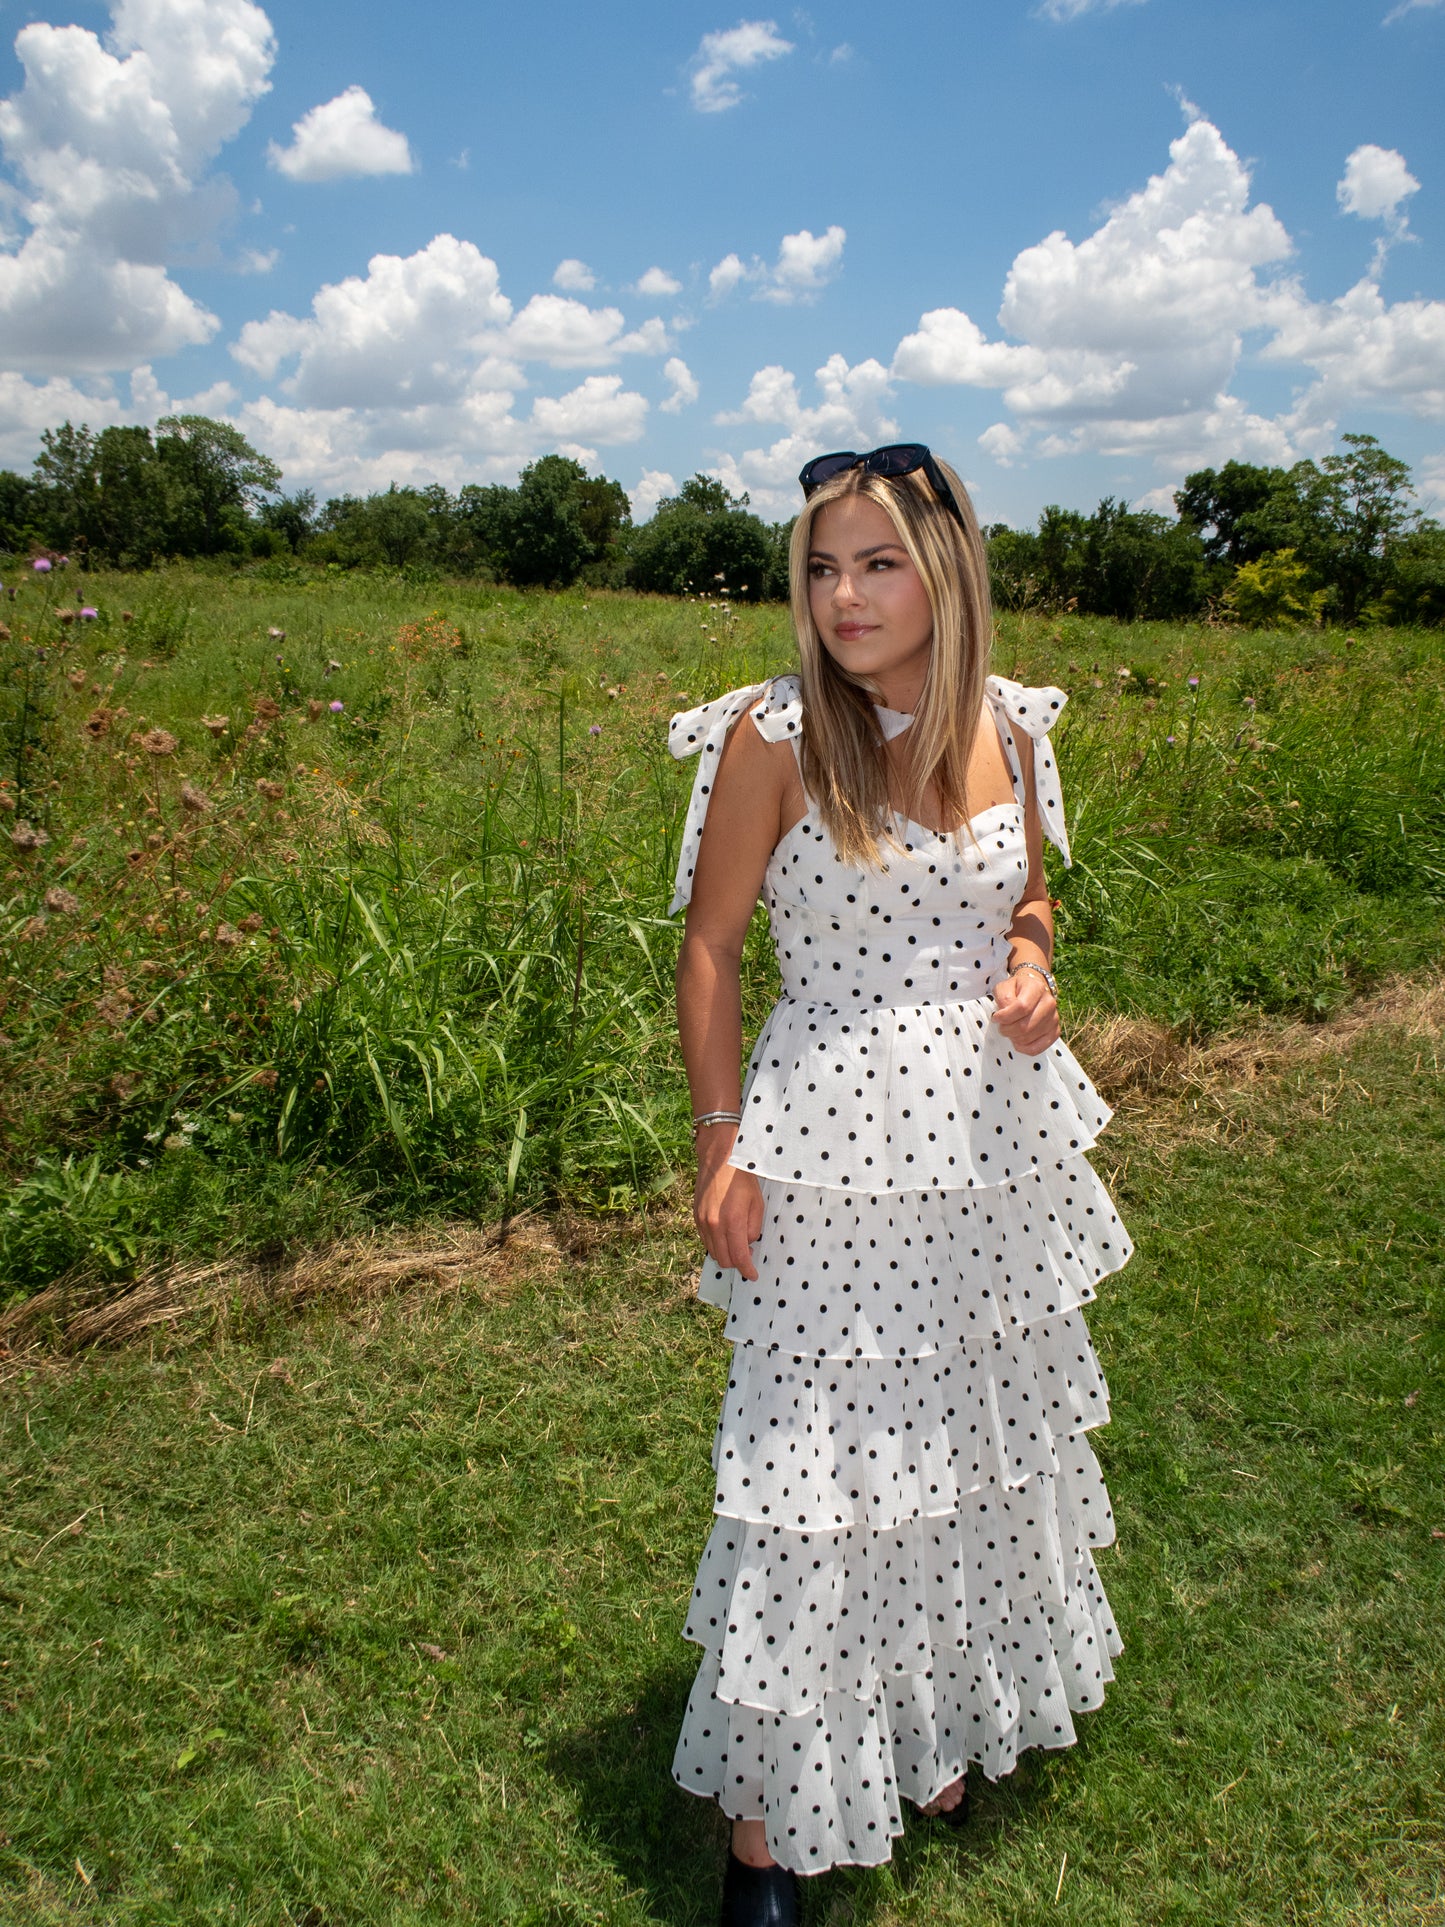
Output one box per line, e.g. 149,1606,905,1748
0,0,274,374
709,352,896,517
530,374,648,444
1337,144,1419,232
660,356,700,413
634,265,682,298
553,257,596,292
689,19,793,113
708,225,846,305
267,85,414,182
629,468,675,521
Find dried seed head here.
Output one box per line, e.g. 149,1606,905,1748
252,695,282,722
142,727,178,757
180,781,212,814
0,623,10,642
269,627,285,640
0,794,13,813
199,715,229,738
255,779,285,801
237,912,263,932
125,848,145,866
213,922,241,946
18,914,47,940
84,708,114,739
57,608,75,625
9,820,50,851
44,886,82,915
121,611,133,622
68,669,87,690
254,1066,279,1090
307,698,324,722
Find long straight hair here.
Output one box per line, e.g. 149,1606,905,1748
788,454,993,868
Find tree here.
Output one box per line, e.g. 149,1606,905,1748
1310,433,1418,623
33,422,99,552
258,489,317,554
1221,549,1326,628
1174,461,1304,568
92,426,174,563
627,474,772,599
0,470,39,552
155,415,282,555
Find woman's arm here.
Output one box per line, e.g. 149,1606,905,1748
676,712,793,1283
992,728,1061,1057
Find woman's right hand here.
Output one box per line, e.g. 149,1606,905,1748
693,1133,764,1282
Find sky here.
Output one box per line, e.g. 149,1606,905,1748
0,0,1441,529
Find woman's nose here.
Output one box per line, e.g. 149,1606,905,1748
832,569,864,606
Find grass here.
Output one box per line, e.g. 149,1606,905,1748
1,1004,1442,1924
2,569,1443,1296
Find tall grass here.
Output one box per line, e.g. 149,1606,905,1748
2,573,1442,1297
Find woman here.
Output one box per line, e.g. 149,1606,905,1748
667,446,1131,1925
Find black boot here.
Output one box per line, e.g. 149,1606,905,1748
719,1848,801,1927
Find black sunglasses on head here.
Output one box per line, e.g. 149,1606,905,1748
797,443,966,530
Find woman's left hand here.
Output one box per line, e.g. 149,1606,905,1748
993,967,1060,1057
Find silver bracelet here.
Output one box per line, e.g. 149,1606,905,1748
692,1109,742,1133
1008,959,1057,994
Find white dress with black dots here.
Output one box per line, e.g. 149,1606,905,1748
667,674,1131,1877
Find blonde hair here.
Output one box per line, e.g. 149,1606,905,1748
787,453,993,868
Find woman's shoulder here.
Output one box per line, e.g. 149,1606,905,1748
984,673,1068,740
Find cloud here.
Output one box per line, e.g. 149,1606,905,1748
1040,0,1156,17
1337,143,1419,232
1261,276,1445,421
553,257,596,292
1036,0,1148,17
267,85,413,182
708,224,846,304
893,114,1308,470
689,19,793,113
629,468,675,521
1383,0,1444,22
709,351,896,517
506,293,670,365
634,265,682,297
238,246,279,274
530,374,648,444
660,356,699,412
978,422,1025,467
0,0,274,374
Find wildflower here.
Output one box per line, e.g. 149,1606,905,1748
122,611,133,622
32,557,51,574
142,727,178,757
1187,675,1200,689
1166,734,1177,746
9,821,50,851
329,699,344,713
80,607,98,620
1116,666,1130,679
200,714,229,738
325,659,342,676
238,912,263,933
255,779,285,801
269,627,285,641
19,914,47,940
589,723,602,736
1244,695,1257,708
180,782,211,814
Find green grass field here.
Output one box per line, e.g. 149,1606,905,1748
2,572,1443,1923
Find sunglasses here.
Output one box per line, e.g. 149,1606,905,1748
797,443,966,530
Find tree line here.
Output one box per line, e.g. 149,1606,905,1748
1,416,1440,624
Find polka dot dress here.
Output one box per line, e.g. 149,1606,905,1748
668,676,1131,1877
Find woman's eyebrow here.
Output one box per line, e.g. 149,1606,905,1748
808,541,906,563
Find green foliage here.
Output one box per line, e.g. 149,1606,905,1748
626,473,777,599
988,498,1208,620
1221,548,1327,629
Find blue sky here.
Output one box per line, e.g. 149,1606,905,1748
0,0,1441,527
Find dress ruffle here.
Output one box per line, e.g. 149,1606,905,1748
728,995,1115,1194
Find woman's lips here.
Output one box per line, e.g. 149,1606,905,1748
832,623,876,640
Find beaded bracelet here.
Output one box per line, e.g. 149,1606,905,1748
1008,959,1058,994
692,1109,742,1133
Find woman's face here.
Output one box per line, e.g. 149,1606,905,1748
807,492,935,710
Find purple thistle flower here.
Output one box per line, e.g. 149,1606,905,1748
80,606,98,619
1244,695,1257,707
32,558,51,574
1166,734,1177,745
588,723,602,736
329,699,344,712
1187,675,1199,688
